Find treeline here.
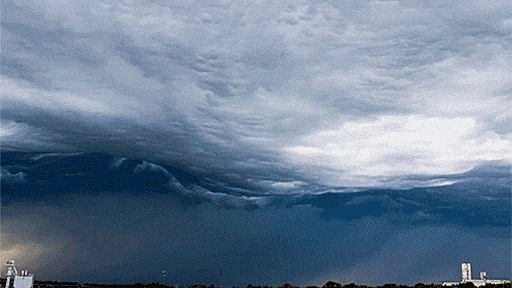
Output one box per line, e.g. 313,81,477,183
30,280,512,288
1,279,510,288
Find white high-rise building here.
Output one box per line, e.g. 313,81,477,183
461,263,471,282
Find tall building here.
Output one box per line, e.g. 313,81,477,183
461,263,471,282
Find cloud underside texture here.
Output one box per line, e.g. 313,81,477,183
2,0,512,188
1,0,512,286
1,153,510,286
3,197,510,287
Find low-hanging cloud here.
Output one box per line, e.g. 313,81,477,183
1,152,509,286
2,193,509,287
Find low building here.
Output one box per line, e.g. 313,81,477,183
443,263,511,287
4,260,34,288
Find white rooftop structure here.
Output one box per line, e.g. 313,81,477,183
4,261,34,288
443,262,511,286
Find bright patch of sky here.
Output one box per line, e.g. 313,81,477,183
283,115,510,186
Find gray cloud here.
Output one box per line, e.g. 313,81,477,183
2,0,511,188
1,2,511,286
1,151,509,285
2,193,509,286
134,161,171,175
0,170,26,183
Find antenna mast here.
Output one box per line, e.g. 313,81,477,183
219,269,223,288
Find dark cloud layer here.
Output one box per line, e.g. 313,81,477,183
1,153,510,286
1,0,511,286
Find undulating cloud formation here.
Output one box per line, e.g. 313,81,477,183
1,0,511,286
3,0,511,188
1,153,510,286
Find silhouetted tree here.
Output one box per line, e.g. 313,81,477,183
279,283,299,288
342,283,357,288
323,281,342,288
457,282,475,288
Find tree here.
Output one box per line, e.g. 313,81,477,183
323,281,342,288
457,282,475,288
342,283,357,288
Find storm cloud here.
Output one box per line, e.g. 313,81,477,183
1,0,511,286
2,0,511,187
1,153,510,286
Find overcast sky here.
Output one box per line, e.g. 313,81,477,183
1,0,511,286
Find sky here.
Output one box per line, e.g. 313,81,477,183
1,0,511,286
